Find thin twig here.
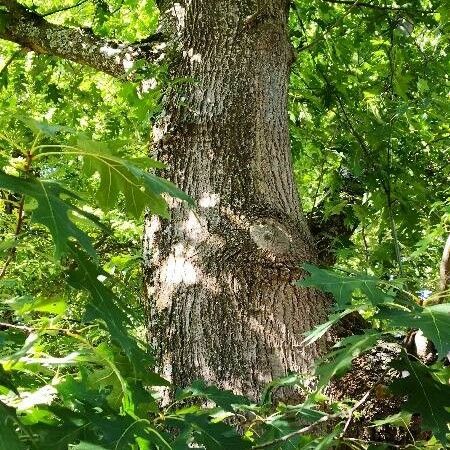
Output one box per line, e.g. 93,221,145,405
322,0,435,14
253,367,390,449
0,322,34,332
341,367,390,437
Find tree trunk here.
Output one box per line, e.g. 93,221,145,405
143,0,330,400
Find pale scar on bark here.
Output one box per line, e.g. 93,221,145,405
249,219,293,256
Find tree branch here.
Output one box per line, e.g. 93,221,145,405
0,0,161,79
322,0,435,14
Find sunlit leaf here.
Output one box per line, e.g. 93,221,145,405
298,264,393,309
0,172,96,257
76,137,194,218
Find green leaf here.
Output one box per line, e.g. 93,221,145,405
276,404,327,423
303,426,341,450
67,248,168,387
0,11,7,33
302,308,358,346
371,411,412,428
18,116,73,137
0,172,96,257
0,238,16,256
71,443,109,450
260,373,304,405
186,414,251,450
0,400,26,450
316,331,382,387
0,422,24,450
390,357,450,445
6,295,66,316
0,365,18,395
67,249,151,373
298,264,393,309
177,380,249,412
377,303,450,359
76,138,194,218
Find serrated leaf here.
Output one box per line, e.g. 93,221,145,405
177,380,249,412
6,295,66,315
390,357,450,445
0,422,24,450
18,116,73,137
316,331,382,387
377,303,450,359
298,264,393,309
67,249,150,372
186,414,251,450
67,248,168,387
303,426,341,450
0,172,96,257
260,373,304,405
76,138,193,218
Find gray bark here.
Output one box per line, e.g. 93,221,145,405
440,234,450,293
143,0,330,400
0,0,156,78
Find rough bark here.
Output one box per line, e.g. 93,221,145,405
440,234,450,293
142,0,330,401
0,0,158,78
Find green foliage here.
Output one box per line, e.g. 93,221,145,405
290,0,449,288
390,357,450,445
300,264,450,445
377,303,450,359
298,263,393,309
77,137,193,218
315,331,382,388
0,172,96,257
0,0,449,449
